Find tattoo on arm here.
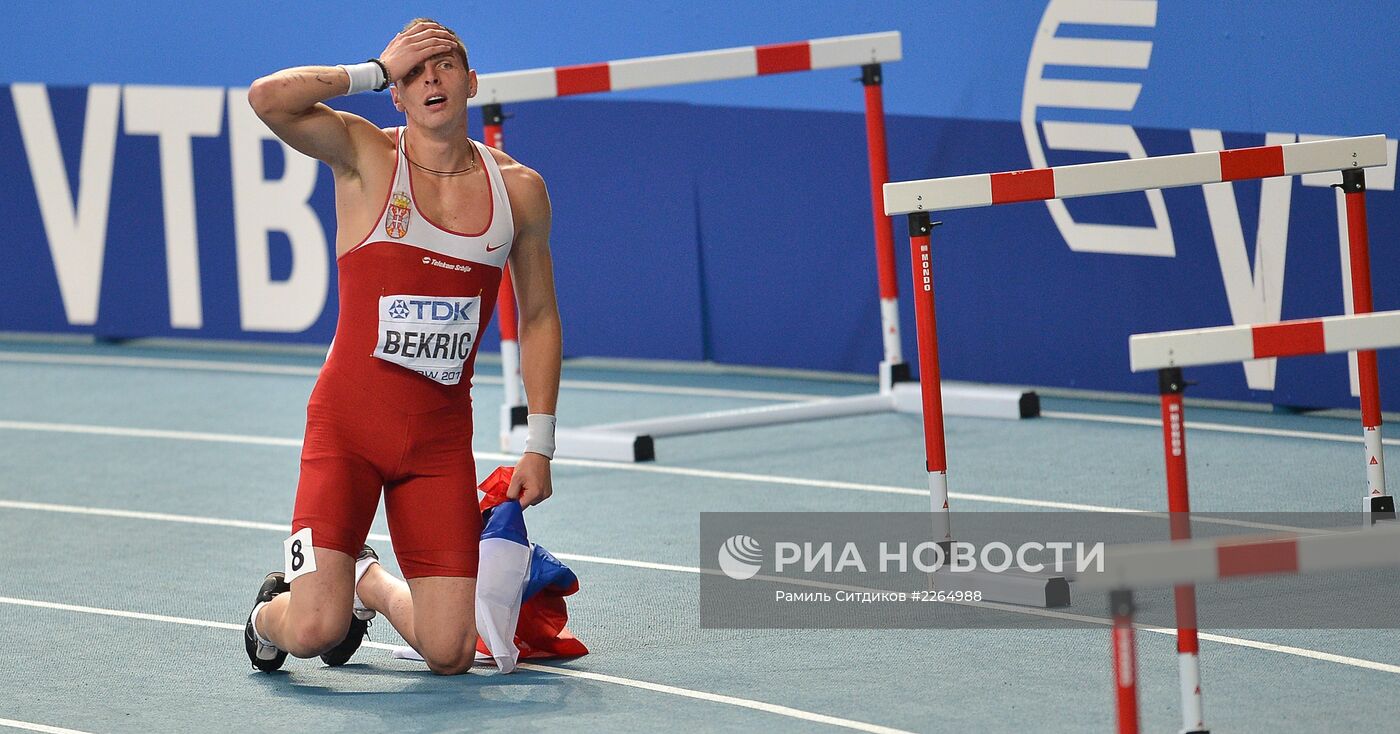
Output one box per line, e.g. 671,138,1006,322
285,70,337,87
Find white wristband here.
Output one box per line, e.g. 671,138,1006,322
338,62,386,95
523,414,557,459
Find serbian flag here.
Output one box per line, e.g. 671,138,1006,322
392,466,587,671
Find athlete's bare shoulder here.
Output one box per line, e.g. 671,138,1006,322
335,116,396,175
485,146,550,224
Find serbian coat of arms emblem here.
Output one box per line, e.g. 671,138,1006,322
386,191,411,239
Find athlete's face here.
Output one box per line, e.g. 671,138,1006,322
391,52,476,126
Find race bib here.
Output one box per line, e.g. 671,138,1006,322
374,294,481,385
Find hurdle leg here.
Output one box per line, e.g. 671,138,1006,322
905,213,951,541
484,103,529,448
1110,589,1141,734
1158,368,1210,733
1340,169,1393,517
862,64,907,392
898,218,1067,607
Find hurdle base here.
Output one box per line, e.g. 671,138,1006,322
931,567,1071,608
511,381,1038,463
892,381,1040,420
498,404,529,451
1368,495,1397,522
879,360,912,393
507,426,655,463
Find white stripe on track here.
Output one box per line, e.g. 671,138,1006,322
7,350,1397,439
944,598,1400,675
0,351,320,376
0,719,96,734
1045,410,1400,447
2,498,1394,677
0,420,301,448
0,351,820,403
0,420,1330,532
0,595,243,631
0,420,1337,535
509,663,913,734
0,596,910,734
0,499,705,574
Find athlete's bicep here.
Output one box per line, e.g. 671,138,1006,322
257,104,368,174
508,174,558,323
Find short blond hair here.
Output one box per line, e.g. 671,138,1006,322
401,17,469,68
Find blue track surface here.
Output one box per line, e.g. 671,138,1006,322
1,340,1397,734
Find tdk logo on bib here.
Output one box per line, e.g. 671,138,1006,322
374,295,481,385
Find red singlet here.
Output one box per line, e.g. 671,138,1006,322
292,128,514,579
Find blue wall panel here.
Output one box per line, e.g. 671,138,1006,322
497,100,707,361
4,2,1400,410
695,105,885,370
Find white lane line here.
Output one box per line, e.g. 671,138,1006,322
0,596,910,734
539,378,821,402
0,595,243,631
0,500,704,574
542,552,702,575
4,498,1393,677
8,349,1395,437
0,421,301,448
0,351,821,403
0,351,320,376
0,719,96,734
1191,631,1400,674
946,598,1400,675
1045,410,1400,447
528,459,1313,531
509,663,913,734
0,420,1327,531
0,500,290,533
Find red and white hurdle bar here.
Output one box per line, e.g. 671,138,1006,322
470,32,900,106
475,32,1037,462
1130,309,1399,515
883,135,1387,214
882,135,1390,609
1130,309,1400,733
1078,526,1400,734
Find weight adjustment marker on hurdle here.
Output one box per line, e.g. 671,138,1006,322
1156,368,1208,734
1337,168,1392,516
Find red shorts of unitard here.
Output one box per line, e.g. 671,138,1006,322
291,375,481,579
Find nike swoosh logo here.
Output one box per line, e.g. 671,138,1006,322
485,241,507,252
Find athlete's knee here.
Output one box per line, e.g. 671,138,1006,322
283,614,351,658
420,641,475,675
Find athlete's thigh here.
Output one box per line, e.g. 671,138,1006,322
383,444,481,580
406,575,478,659
289,400,387,621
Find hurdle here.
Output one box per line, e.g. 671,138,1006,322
882,136,1389,609
1079,525,1400,734
467,32,1037,462
1130,309,1400,732
1131,309,1400,518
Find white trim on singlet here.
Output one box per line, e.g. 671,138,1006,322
345,128,515,268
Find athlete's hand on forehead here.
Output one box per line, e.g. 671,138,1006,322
380,21,461,84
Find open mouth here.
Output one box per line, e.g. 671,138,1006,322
425,95,447,108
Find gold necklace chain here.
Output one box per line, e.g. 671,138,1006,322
404,139,477,176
